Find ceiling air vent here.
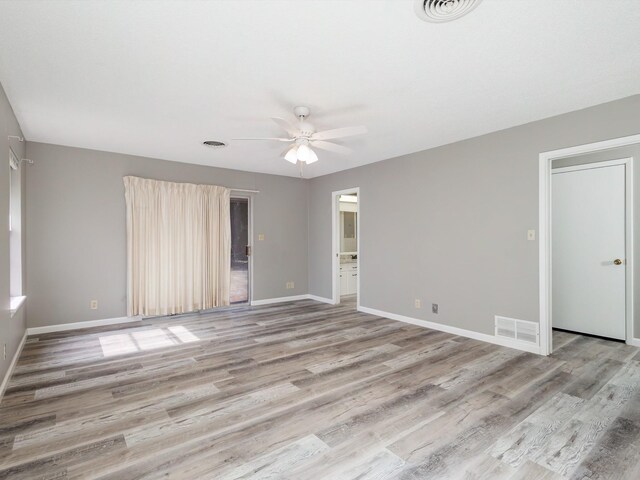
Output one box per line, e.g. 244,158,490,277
203,140,227,148
414,0,483,23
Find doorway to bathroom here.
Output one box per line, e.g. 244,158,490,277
332,188,359,306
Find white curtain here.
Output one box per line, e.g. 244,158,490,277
124,176,231,316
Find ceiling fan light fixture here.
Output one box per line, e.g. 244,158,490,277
284,146,299,164
297,144,318,164
234,106,367,167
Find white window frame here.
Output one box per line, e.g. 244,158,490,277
9,147,25,317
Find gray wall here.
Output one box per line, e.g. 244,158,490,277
309,95,640,337
26,142,308,328
18,93,640,340
0,81,27,385
553,145,640,337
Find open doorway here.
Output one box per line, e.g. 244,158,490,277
332,188,359,306
230,197,251,304
540,136,639,354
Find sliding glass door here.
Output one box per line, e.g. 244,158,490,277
230,197,250,304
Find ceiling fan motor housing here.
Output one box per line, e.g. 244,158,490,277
293,106,315,137
293,106,310,118
297,122,315,137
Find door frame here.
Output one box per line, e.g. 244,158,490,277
332,187,360,307
539,134,640,354
230,194,253,304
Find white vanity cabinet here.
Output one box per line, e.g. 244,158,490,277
339,263,358,295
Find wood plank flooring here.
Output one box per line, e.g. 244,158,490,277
1,298,639,479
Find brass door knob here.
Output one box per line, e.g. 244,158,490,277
614,259,623,265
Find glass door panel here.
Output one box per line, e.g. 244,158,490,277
230,198,249,304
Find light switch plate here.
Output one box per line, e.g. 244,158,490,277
258,234,265,241
527,230,536,241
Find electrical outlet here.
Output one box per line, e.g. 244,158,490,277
90,300,98,310
258,234,265,241
527,229,536,241
414,299,421,309
432,303,439,314
286,282,295,289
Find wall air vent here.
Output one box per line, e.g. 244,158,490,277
414,0,483,23
495,316,539,345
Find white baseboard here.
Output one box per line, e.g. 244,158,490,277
627,338,640,348
251,295,310,306
306,295,335,305
0,331,27,401
251,294,336,306
26,296,336,332
358,306,542,355
27,316,141,335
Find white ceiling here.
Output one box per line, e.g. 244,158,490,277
0,0,639,178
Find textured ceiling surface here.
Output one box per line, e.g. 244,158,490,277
0,0,639,177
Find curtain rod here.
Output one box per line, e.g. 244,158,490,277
231,188,260,194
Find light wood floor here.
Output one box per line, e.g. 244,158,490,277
1,298,639,479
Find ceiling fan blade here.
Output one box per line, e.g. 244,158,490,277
312,125,367,141
310,140,352,155
271,117,298,136
232,137,293,142
280,145,293,157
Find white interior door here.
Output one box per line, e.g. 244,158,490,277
552,163,626,340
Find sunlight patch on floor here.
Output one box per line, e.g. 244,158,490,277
169,325,199,343
99,334,138,356
99,326,200,357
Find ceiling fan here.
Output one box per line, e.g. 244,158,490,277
233,106,367,165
